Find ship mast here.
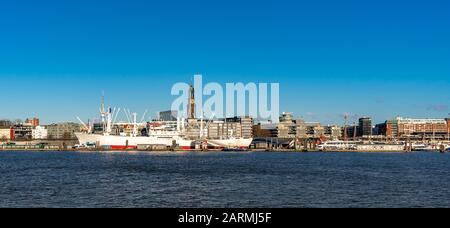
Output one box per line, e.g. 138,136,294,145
106,107,112,135
99,92,113,136
132,113,138,137
101,92,106,133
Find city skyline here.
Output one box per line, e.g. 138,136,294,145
1,0,449,124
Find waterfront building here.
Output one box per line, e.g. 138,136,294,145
46,123,81,139
385,119,398,139
385,117,449,140
191,116,254,140
0,127,13,141
25,118,40,127
295,119,307,138
277,123,296,138
278,113,297,139
343,124,359,140
374,123,387,136
358,117,373,137
228,116,253,139
32,126,48,140
323,125,342,139
13,125,33,140
253,123,278,138
305,122,324,138
159,110,178,121
280,112,294,122
254,113,306,139
183,116,253,140
253,113,325,140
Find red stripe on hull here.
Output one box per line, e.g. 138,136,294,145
109,145,138,150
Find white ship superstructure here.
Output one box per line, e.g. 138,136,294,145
75,132,176,150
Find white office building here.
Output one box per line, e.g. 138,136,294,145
32,126,48,140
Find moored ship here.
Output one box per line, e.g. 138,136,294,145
317,140,406,151
74,94,253,151
75,100,181,150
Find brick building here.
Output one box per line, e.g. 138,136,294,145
385,117,449,140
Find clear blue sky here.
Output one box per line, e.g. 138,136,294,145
1,0,449,125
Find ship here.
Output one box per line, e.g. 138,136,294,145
317,140,406,151
75,98,180,150
76,121,253,151
408,142,450,152
75,91,253,151
75,132,177,150
316,140,357,151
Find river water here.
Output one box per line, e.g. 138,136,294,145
0,151,449,208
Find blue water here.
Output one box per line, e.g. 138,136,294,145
0,151,449,208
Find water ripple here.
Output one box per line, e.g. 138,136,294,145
0,151,449,208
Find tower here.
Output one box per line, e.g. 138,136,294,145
343,114,348,141
187,85,196,119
